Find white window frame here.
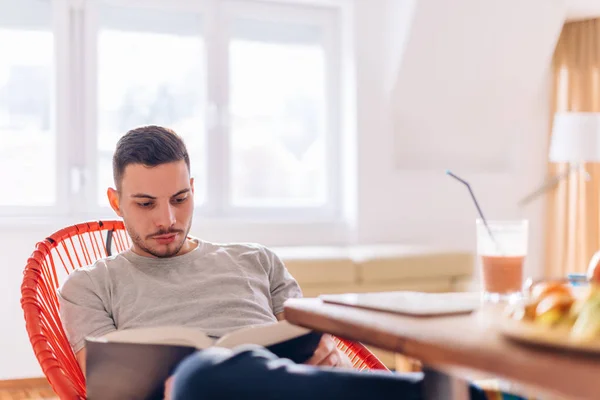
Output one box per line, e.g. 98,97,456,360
0,0,351,238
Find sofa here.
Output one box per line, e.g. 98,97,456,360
274,245,476,369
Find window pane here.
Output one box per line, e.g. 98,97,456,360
0,0,54,206
229,20,328,207
97,5,206,206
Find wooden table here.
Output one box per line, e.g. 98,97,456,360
284,298,600,400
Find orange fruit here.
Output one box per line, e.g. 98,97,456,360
535,292,574,322
530,281,572,303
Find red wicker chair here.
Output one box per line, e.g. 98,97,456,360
21,220,388,399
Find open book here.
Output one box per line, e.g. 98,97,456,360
85,321,322,400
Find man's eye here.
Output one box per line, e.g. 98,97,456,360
173,196,187,204
137,202,153,208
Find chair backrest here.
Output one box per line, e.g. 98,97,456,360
21,220,387,399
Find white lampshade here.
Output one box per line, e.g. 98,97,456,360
549,112,600,163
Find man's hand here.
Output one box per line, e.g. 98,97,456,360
164,376,174,400
304,334,353,368
75,348,86,376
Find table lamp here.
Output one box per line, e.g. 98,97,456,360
519,112,600,206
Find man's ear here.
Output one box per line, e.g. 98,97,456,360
190,177,195,194
107,187,123,217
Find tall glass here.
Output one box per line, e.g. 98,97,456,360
476,219,528,303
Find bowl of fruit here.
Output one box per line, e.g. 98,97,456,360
500,276,600,353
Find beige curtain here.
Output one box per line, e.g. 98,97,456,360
546,19,600,277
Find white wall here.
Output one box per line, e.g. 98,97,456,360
354,0,565,283
568,0,600,21
0,0,567,379
1,225,71,379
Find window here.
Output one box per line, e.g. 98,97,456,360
1,0,344,223
229,20,328,207
96,5,206,206
0,0,54,207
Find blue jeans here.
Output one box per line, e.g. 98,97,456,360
170,345,492,400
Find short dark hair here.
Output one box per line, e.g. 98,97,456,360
112,125,190,190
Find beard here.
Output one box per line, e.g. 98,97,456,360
125,219,193,258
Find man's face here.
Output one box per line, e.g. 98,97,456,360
108,160,194,258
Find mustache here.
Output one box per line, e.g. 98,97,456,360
146,229,184,239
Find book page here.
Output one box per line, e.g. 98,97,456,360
215,320,311,349
100,326,214,350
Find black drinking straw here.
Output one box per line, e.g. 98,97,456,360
446,170,497,244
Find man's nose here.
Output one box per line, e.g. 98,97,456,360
155,203,176,229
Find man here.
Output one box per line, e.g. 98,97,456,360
58,126,504,399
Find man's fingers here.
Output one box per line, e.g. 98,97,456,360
320,350,340,367
305,335,336,365
321,335,336,352
164,376,174,400
305,345,328,365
